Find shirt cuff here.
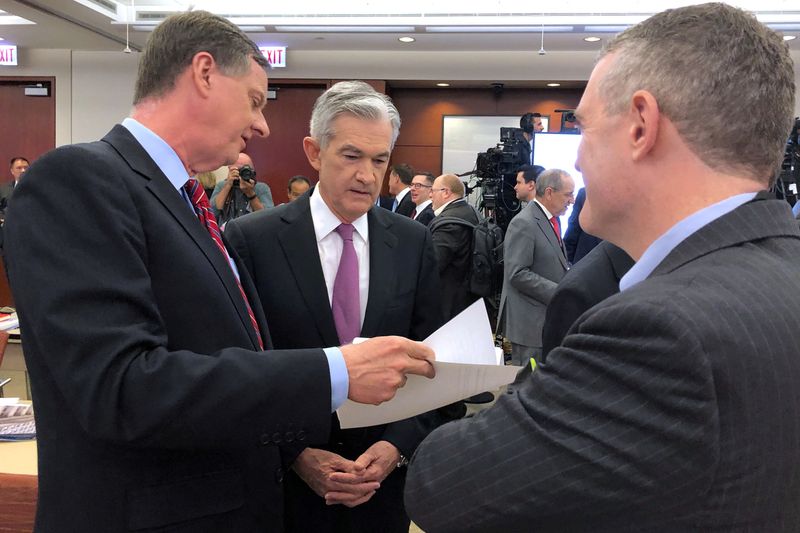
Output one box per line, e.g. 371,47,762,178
324,347,349,412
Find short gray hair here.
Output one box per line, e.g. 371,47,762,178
309,81,401,150
598,2,795,184
535,169,568,197
134,10,267,105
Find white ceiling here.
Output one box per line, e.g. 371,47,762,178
1,0,798,53
0,0,798,91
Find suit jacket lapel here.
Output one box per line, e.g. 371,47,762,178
276,196,340,346
361,208,397,337
531,202,569,269
102,125,261,350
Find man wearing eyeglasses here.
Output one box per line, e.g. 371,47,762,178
410,172,435,226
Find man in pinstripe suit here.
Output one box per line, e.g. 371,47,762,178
405,4,800,532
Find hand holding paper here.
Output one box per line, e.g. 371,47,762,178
337,300,521,428
340,336,435,405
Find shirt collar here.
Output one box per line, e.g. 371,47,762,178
533,199,554,220
310,186,369,243
122,117,190,192
619,192,757,291
416,199,432,211
395,187,411,204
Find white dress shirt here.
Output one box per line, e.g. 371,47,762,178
413,199,432,218
310,186,370,328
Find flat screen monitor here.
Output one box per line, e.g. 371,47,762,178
532,133,584,236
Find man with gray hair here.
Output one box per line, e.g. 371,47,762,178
406,4,800,531
226,80,447,533
2,12,436,533
498,168,574,366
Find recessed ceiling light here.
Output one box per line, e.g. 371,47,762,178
436,83,450,87
547,83,561,87
784,35,797,41
399,36,415,43
583,36,601,42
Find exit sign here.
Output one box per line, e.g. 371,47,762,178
259,46,286,68
0,45,17,66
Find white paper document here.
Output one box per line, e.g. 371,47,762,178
337,300,521,429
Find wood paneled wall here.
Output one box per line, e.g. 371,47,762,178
388,87,583,182
246,80,583,201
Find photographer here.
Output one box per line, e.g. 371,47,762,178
210,152,273,226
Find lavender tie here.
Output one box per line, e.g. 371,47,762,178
332,224,360,344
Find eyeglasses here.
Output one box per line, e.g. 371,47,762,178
410,183,432,189
431,188,449,194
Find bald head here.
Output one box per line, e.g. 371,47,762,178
431,173,465,210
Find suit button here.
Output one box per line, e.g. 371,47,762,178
272,432,283,444
297,430,306,442
275,467,284,483
285,431,295,443
260,433,271,445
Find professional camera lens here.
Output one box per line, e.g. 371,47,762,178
238,165,256,182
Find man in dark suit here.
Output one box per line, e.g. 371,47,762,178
0,156,28,219
563,187,602,263
226,81,445,533
387,163,415,216
2,13,435,533
519,112,544,166
410,171,435,226
540,240,633,361
406,4,800,531
497,168,574,365
429,173,481,320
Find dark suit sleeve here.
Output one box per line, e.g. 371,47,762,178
431,220,464,274
3,147,331,451
405,297,718,532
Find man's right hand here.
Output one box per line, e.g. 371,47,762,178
340,336,435,405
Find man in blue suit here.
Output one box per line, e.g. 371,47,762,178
3,11,433,533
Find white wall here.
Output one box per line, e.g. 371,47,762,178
71,51,138,144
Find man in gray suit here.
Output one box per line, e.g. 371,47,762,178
405,4,800,532
498,168,574,365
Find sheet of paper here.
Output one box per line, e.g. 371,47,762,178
337,300,521,429
422,299,497,364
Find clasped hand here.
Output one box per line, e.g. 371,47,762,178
293,441,400,508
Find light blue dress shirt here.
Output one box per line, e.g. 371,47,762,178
620,192,757,291
120,118,349,411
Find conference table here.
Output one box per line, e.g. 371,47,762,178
0,440,37,532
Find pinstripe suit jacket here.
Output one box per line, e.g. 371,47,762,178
405,195,800,532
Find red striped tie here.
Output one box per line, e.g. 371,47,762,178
183,178,264,350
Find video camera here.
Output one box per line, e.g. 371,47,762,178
472,127,527,230
234,165,256,188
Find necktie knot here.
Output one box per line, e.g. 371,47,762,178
336,223,355,242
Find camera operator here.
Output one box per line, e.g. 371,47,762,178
210,152,274,227
519,112,544,165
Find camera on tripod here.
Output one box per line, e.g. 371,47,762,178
471,127,527,230
233,165,256,187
